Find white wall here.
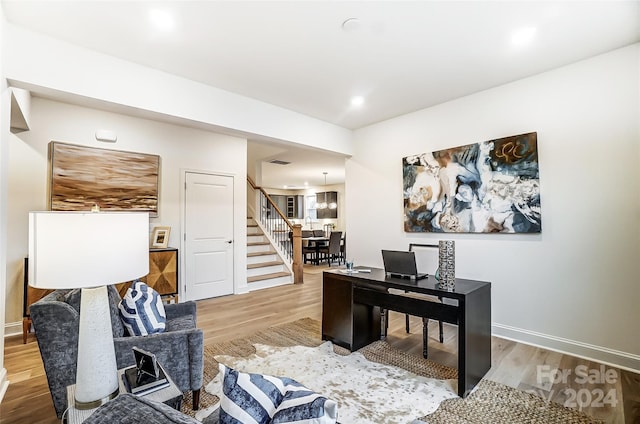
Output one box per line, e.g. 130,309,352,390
347,44,640,370
5,97,248,327
0,3,10,401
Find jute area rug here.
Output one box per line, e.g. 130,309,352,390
181,318,602,424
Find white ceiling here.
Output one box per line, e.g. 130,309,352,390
3,1,639,188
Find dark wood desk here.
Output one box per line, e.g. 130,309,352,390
322,267,491,397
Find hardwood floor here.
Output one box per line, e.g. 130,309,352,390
1,265,637,423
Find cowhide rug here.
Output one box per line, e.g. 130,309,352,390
206,341,458,424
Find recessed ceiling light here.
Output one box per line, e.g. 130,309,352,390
351,96,365,107
149,9,175,31
511,27,537,46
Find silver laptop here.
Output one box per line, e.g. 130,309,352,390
381,250,428,280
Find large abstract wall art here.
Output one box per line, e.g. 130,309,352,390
403,132,541,233
49,142,160,216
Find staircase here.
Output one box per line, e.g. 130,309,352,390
246,218,292,290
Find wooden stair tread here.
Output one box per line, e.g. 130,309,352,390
247,260,284,269
247,271,291,283
248,241,270,246
247,251,275,257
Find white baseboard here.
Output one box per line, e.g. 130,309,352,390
0,368,9,403
4,321,21,338
492,323,640,373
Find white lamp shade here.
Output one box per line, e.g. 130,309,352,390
28,211,149,289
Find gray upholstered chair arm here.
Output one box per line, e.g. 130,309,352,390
114,328,204,392
164,300,197,321
30,300,80,418
187,328,204,390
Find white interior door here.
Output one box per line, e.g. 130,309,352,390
184,172,234,301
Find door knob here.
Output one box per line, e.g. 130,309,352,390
227,240,233,244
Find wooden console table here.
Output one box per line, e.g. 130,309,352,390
322,268,491,397
116,248,179,303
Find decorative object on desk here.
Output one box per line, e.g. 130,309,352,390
403,132,540,233
151,226,171,248
48,141,160,216
119,280,166,336
28,211,149,410
346,258,354,272
438,240,455,291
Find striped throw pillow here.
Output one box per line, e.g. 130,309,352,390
272,387,338,424
118,281,166,336
218,364,337,424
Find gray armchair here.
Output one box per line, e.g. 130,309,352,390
30,285,204,418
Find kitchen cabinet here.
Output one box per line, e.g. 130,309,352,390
270,194,303,219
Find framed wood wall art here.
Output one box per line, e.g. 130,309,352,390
49,142,160,216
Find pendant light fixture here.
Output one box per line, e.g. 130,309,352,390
317,172,328,210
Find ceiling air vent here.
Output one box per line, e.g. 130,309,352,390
269,159,291,165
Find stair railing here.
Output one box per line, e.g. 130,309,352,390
247,177,303,284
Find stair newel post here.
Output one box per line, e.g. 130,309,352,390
292,224,303,284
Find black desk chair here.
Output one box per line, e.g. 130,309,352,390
381,243,445,358
408,243,445,356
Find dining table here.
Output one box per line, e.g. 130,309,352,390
302,236,329,265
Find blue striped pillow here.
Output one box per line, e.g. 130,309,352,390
118,280,166,336
272,387,338,424
218,364,337,424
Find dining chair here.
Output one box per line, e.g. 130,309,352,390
318,231,343,266
300,230,316,263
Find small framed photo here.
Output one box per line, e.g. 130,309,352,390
150,226,171,248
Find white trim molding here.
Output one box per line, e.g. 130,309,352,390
0,367,8,402
493,323,640,373
4,321,22,338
